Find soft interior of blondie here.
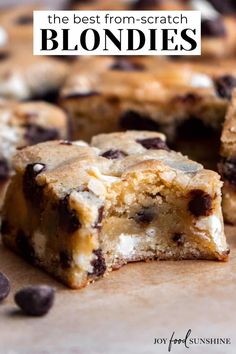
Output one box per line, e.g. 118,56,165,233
101,170,226,271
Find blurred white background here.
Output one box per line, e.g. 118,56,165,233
0,0,68,8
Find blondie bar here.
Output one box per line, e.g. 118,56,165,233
0,99,68,206
0,44,69,101
1,131,228,288
61,56,236,142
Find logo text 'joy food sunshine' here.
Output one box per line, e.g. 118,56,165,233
153,329,231,352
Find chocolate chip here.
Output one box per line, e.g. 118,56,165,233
16,146,26,151
52,55,78,62
14,285,55,316
58,194,81,234
208,0,236,14
93,205,104,230
15,15,33,25
175,93,201,105
173,233,185,246
222,248,230,257
133,0,160,10
32,89,60,104
219,158,236,185
23,163,46,205
201,17,226,38
176,117,215,140
0,159,9,182
16,230,36,264
133,207,156,224
1,220,11,235
59,140,72,145
24,124,59,145
89,249,106,277
110,59,144,72
64,91,99,99
136,137,169,150
0,52,9,61
188,190,212,217
215,75,236,100
59,251,73,269
0,272,10,302
101,149,127,160
119,110,161,131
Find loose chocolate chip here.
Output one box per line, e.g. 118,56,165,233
208,0,236,14
15,15,33,25
110,59,144,72
133,0,160,10
59,140,72,145
215,75,236,100
173,233,185,246
64,91,100,99
24,124,59,145
219,158,236,185
59,251,73,269
16,230,36,264
101,149,127,160
201,17,226,38
133,207,156,224
0,272,10,301
14,285,55,316
0,159,9,182
23,163,46,205
89,249,106,277
93,205,104,230
119,110,161,131
58,194,81,234
0,220,11,235
136,137,169,150
188,190,212,217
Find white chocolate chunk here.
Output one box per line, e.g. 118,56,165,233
89,167,121,184
0,74,31,100
117,234,140,257
32,230,46,258
0,27,8,48
33,163,45,173
190,73,214,88
190,0,219,19
74,253,94,273
73,140,89,147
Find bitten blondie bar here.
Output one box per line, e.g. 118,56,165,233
219,90,236,224
0,99,68,206
1,131,229,289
